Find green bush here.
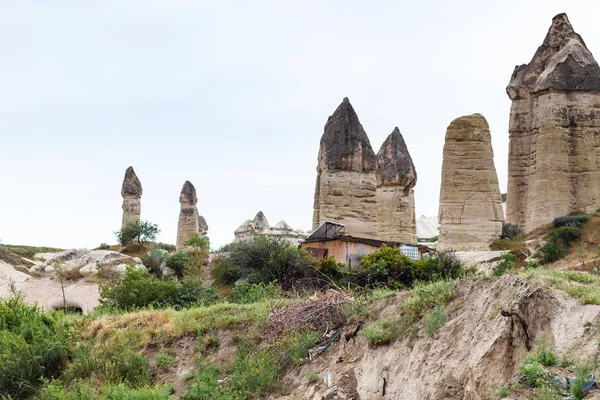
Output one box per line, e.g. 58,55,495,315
358,248,464,289
155,350,174,372
570,364,592,400
226,237,317,290
548,225,582,247
212,257,242,285
423,306,447,338
493,253,517,276
166,250,190,278
534,223,583,264
99,267,218,310
140,247,169,277
230,282,281,304
0,296,69,399
519,359,545,387
114,221,160,246
552,215,589,228
534,337,557,367
501,222,522,240
361,319,399,346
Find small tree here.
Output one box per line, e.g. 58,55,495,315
114,221,160,246
96,261,122,308
184,234,210,253
500,223,522,240
53,260,68,310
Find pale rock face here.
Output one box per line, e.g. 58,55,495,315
376,127,418,243
438,114,504,251
30,249,145,278
234,211,306,245
506,13,600,233
121,166,142,229
312,97,378,238
176,181,200,249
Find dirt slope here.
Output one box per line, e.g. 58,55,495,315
279,275,600,399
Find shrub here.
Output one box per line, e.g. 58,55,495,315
501,223,522,240
184,234,210,254
212,257,242,285
534,224,583,264
361,319,399,346
114,221,160,246
534,240,568,264
140,247,169,277
552,215,589,228
526,261,541,269
493,253,517,276
519,359,545,387
570,364,592,400
166,250,190,278
155,350,174,372
230,282,281,304
0,296,69,399
227,237,317,290
534,338,557,367
423,306,447,338
99,267,218,310
548,225,582,246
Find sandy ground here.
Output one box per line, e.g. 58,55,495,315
0,261,100,313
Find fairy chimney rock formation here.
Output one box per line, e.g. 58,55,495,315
198,216,209,236
438,114,504,251
121,166,143,229
506,13,600,233
176,181,199,249
312,97,378,238
376,127,418,243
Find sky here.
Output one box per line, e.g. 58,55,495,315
1,0,600,249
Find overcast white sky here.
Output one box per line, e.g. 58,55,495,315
1,0,599,249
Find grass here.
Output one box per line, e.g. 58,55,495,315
0,245,34,267
2,244,62,261
155,350,174,372
362,280,454,346
518,268,600,305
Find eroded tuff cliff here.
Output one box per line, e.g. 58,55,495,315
506,13,600,233
312,98,378,238
176,181,199,249
376,128,417,243
121,166,142,229
438,114,503,251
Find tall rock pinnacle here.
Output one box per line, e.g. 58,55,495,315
506,13,600,232
376,128,418,243
176,180,199,249
438,114,504,251
121,166,142,229
312,97,378,238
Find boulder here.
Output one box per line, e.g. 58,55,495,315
506,13,600,233
438,114,504,251
30,249,145,278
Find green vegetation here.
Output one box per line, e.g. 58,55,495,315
114,221,160,246
0,244,62,262
492,253,517,276
362,280,454,346
0,296,69,399
519,359,546,387
500,222,522,240
534,214,589,263
0,245,34,267
570,364,592,400
99,267,218,310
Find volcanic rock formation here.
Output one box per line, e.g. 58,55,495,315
506,13,600,233
198,215,209,236
376,127,418,243
234,211,306,245
121,166,142,229
312,98,378,238
438,114,504,251
176,181,199,249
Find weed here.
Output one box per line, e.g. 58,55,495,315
519,359,546,387
362,319,399,346
423,306,447,338
155,350,174,372
570,364,592,400
493,253,517,276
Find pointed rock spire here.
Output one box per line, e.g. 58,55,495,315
376,127,417,188
121,166,142,229
312,98,379,238
376,128,418,243
252,211,270,233
318,97,377,171
507,13,600,99
506,14,600,233
176,180,199,249
198,215,209,236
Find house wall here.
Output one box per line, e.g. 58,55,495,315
300,240,381,270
